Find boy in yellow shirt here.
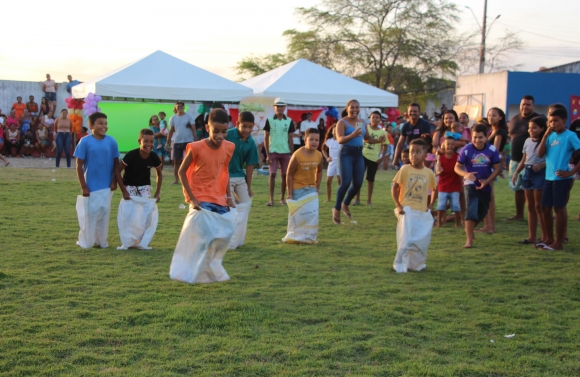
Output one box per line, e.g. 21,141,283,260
287,128,323,200
391,138,437,272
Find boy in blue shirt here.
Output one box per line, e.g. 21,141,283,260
537,107,580,250
455,123,502,249
74,112,120,248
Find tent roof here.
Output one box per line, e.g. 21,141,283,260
241,59,398,107
72,50,252,102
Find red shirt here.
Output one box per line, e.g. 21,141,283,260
438,153,462,193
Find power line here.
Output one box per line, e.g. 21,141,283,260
498,21,580,45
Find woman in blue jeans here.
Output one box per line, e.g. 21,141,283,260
333,99,385,224
54,109,73,168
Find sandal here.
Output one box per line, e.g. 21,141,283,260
341,204,354,219
351,201,361,206
332,208,341,225
266,202,274,207
518,239,534,245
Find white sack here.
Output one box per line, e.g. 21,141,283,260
76,188,113,249
117,196,159,250
393,206,433,273
169,207,237,284
229,199,252,249
282,193,319,244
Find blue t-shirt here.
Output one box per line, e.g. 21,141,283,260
545,129,580,181
66,80,80,93
73,135,120,192
457,143,501,192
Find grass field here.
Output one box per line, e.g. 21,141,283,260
1,167,580,376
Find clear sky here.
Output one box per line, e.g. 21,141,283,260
1,0,579,83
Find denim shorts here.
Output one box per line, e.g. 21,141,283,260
200,202,229,214
542,180,572,208
45,92,56,101
522,165,545,191
292,186,317,200
464,185,491,222
436,191,461,212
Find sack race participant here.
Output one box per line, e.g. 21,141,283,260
391,139,436,272
73,112,120,248
169,109,237,284
115,128,163,249
225,111,259,249
283,128,323,244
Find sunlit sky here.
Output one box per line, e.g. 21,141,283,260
1,0,579,83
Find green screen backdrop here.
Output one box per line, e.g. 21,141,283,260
99,102,188,152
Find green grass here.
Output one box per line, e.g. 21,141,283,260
1,168,580,376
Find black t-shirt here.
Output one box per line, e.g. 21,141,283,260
488,128,508,152
122,148,162,186
508,112,542,162
400,118,432,141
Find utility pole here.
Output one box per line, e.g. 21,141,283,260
479,0,488,74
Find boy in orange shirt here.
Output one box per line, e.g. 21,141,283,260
178,108,236,213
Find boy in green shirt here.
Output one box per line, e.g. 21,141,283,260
226,111,259,204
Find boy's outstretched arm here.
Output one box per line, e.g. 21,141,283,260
286,155,298,200
391,182,404,215
76,158,89,197
316,159,323,193
110,158,119,191
154,163,163,202
226,179,236,209
245,164,254,198
115,162,130,200
178,150,200,210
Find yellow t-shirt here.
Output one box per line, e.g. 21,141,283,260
393,165,437,212
362,127,388,162
292,147,322,190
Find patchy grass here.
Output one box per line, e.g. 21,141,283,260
1,167,579,376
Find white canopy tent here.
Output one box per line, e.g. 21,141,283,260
241,59,398,107
72,50,253,102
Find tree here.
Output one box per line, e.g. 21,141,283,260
295,0,464,90
458,30,524,74
234,29,346,80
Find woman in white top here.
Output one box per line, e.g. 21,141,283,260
42,73,58,112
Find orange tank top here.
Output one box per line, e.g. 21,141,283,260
292,147,322,190
183,140,235,206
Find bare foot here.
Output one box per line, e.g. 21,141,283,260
463,242,474,249
4,161,8,166
171,181,179,185
475,228,493,234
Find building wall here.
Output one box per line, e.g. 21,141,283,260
542,61,580,74
425,88,455,118
0,80,70,116
506,72,580,122
455,71,508,119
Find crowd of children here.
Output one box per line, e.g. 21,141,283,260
68,97,580,282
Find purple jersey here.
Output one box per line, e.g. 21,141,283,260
457,143,501,192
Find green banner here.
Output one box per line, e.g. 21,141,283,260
98,102,187,152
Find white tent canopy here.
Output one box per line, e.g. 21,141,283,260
72,50,252,102
241,59,398,107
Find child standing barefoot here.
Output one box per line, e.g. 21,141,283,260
454,124,502,248
323,124,341,202
511,117,547,246
391,139,437,272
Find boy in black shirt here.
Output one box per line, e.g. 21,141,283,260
115,129,163,201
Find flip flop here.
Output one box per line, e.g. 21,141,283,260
280,201,287,205
563,238,569,244
341,205,354,219
534,243,547,249
266,202,274,207
518,239,534,245
542,245,556,251
332,209,341,225
351,201,361,206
